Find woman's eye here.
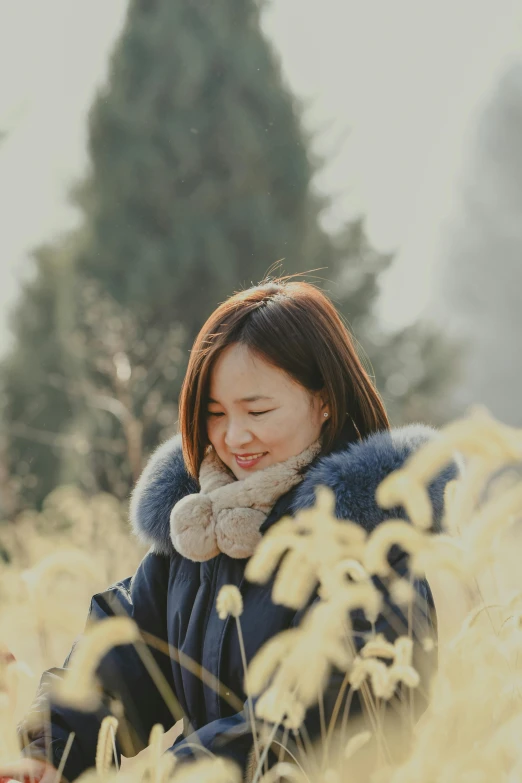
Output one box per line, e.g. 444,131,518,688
207,410,273,418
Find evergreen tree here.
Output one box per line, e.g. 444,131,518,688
0,241,76,508
1,0,459,508
71,0,336,343
327,218,462,427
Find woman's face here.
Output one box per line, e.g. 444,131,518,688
206,344,328,479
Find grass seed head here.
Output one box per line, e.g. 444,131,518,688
216,584,243,619
344,729,372,760
96,715,118,775
54,617,140,710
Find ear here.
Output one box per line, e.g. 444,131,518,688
310,389,329,418
317,394,330,421
320,394,330,414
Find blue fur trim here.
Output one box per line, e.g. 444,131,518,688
292,423,460,532
129,425,461,554
129,434,198,555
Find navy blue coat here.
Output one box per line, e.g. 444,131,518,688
22,424,458,781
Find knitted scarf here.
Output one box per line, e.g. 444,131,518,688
169,439,322,561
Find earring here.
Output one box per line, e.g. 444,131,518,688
323,412,329,418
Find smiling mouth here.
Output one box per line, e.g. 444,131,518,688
234,452,268,465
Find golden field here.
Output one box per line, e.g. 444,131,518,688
2,405,522,783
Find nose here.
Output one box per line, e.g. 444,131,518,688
224,418,254,449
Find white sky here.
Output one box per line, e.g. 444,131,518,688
1,0,521,355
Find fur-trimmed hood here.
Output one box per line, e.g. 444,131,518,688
130,424,461,557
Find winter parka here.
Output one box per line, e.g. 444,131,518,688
21,424,459,781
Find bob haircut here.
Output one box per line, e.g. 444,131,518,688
178,277,390,478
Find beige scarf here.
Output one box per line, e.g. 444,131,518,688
169,439,322,561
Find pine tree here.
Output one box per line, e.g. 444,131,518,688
325,218,462,426
1,0,459,508
70,0,336,343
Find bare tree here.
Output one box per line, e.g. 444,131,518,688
45,281,186,498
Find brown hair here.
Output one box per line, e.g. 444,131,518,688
178,277,390,477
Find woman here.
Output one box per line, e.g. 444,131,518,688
17,279,458,781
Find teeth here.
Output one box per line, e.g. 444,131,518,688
236,453,265,461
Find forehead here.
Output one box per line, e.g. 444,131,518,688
208,345,292,399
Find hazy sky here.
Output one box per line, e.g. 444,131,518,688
1,0,521,356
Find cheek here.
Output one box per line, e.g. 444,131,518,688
257,421,283,445
206,417,221,444
268,404,322,446
261,408,305,443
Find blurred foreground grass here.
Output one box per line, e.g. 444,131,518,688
2,406,522,782
0,487,145,721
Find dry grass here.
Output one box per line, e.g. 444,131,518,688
0,486,145,723
2,405,522,781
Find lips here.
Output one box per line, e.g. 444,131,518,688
234,452,268,468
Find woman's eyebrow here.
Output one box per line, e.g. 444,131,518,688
207,395,275,404
238,395,275,403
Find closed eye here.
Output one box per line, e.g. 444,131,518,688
207,410,273,417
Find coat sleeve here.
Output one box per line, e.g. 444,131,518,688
166,551,436,778
19,551,174,783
